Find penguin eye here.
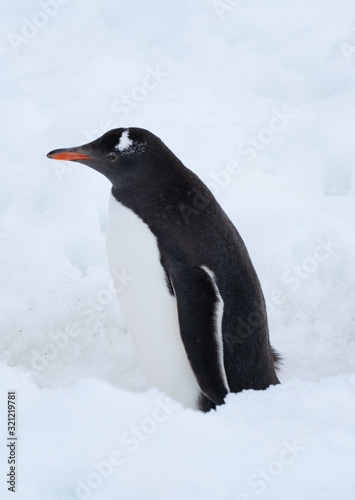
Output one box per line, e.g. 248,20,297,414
107,152,118,162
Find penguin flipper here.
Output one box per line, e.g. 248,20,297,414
168,264,230,406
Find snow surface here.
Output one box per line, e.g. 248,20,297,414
1,0,355,499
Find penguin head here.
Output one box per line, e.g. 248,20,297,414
47,128,175,189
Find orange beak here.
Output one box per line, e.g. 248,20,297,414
47,150,93,161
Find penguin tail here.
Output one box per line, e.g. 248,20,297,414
272,348,283,370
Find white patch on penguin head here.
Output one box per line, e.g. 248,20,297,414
116,129,133,152
113,129,146,156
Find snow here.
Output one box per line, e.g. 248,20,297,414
1,0,355,498
115,129,132,152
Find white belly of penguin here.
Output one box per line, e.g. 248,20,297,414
106,194,200,409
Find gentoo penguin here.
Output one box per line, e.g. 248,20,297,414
47,128,280,412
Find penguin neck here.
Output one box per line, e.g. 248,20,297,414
111,178,169,214
110,159,189,217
